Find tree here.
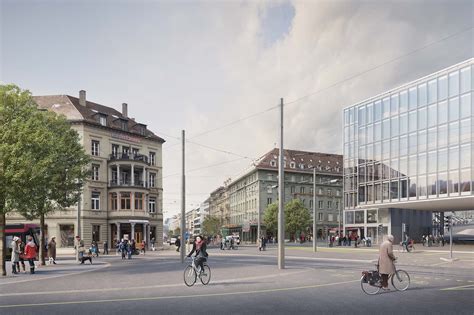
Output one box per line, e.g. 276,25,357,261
0,85,51,275
285,199,311,241
263,203,278,237
201,216,221,237
173,227,181,236
19,110,89,265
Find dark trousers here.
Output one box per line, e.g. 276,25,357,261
195,257,206,270
381,274,389,287
27,259,35,273
176,245,180,252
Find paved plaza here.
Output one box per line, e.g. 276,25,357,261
0,245,473,315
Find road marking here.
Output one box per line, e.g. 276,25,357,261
0,279,360,309
211,252,375,264
441,284,474,291
0,268,311,297
0,262,110,286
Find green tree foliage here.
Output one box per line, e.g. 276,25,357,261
285,199,311,241
173,227,181,236
263,203,278,236
201,216,221,237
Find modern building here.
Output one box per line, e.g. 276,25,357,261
7,90,165,248
227,148,343,242
343,59,473,244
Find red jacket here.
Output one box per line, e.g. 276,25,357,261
24,242,37,259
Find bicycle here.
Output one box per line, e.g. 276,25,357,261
397,241,415,253
360,262,410,295
183,256,211,287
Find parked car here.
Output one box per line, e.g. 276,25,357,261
168,236,177,245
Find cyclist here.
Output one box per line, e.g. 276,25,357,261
187,235,208,273
378,234,396,291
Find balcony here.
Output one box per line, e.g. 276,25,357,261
109,153,149,165
109,179,150,189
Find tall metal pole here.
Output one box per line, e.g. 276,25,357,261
313,167,317,252
180,130,186,263
449,216,453,260
76,192,81,262
278,98,285,269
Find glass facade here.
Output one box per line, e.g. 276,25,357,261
343,59,474,210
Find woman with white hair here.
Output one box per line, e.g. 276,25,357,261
378,235,397,290
10,236,20,274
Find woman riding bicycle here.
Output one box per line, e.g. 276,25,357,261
187,235,208,272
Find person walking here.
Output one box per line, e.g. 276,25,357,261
378,235,396,291
47,237,57,264
75,236,85,261
141,240,146,255
10,236,20,274
187,235,208,273
103,240,109,255
120,239,127,260
18,239,26,273
175,236,181,252
24,236,38,274
151,237,156,251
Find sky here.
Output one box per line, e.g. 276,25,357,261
1,0,473,219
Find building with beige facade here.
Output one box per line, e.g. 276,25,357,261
7,90,164,249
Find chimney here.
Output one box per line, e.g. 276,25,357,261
122,103,128,117
79,90,86,106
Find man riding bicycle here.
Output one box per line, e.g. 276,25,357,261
187,235,208,272
379,235,396,290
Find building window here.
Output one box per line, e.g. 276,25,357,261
92,225,100,242
112,144,119,157
309,200,313,209
92,164,99,181
149,152,156,165
121,192,131,210
290,186,295,193
110,193,118,211
290,162,296,168
327,189,332,196
335,201,339,209
121,120,128,131
135,192,143,210
318,212,324,221
99,115,107,126
267,198,272,205
300,187,305,194
123,146,130,156
149,198,156,213
267,186,272,194
327,201,332,208
149,173,156,188
270,160,276,167
328,214,334,222
318,188,323,195
318,200,323,209
132,148,139,157
91,192,100,210
336,190,341,196
91,140,100,156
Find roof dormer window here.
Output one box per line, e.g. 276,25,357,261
270,160,277,167
99,114,107,126
120,119,128,131
290,162,296,168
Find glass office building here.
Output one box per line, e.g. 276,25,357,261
343,59,474,243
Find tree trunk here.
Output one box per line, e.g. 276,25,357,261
0,211,6,276
39,213,46,266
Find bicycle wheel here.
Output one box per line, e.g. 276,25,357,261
391,270,410,291
184,265,196,287
360,275,381,295
397,244,404,253
200,264,211,285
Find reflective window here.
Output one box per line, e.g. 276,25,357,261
438,124,448,148
448,170,459,195
399,136,408,157
367,104,374,124
400,113,408,134
400,90,408,112
374,142,382,162
428,79,437,104
460,119,471,143
367,125,373,143
460,169,471,193
449,122,459,146
375,100,382,121
345,211,354,224
399,157,408,177
448,97,459,121
418,83,427,106
355,211,364,223
439,172,448,195
409,87,417,110
391,94,399,114
418,107,427,130
460,93,471,119
367,210,378,223
400,179,408,198
375,122,381,142
418,175,427,198
438,101,448,124
409,133,417,155
428,151,437,173
428,174,437,196
438,149,448,171
438,75,448,100
460,145,470,168
359,106,366,125
427,128,437,151
418,130,427,152
383,119,390,140
460,66,471,94
409,111,417,133
383,97,390,119
409,176,417,198
391,116,399,137
449,71,459,97
391,138,399,158
449,146,459,170
382,141,390,160
428,104,437,127
390,159,399,178
390,180,399,199
408,155,417,176
418,153,427,174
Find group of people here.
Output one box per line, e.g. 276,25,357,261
117,239,147,259
9,236,38,274
421,234,445,247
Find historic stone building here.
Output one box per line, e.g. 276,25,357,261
7,90,165,248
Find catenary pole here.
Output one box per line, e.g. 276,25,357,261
181,130,186,263
278,98,285,269
313,167,317,252
76,193,81,262
449,216,453,260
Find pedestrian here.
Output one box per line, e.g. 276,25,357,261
354,235,359,248
18,239,26,273
75,236,85,261
120,239,127,260
186,235,208,273
378,235,396,291
10,236,20,274
103,240,109,255
151,237,156,251
24,236,37,274
141,239,146,255
347,235,352,246
47,236,57,264
175,236,181,252
92,240,99,257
